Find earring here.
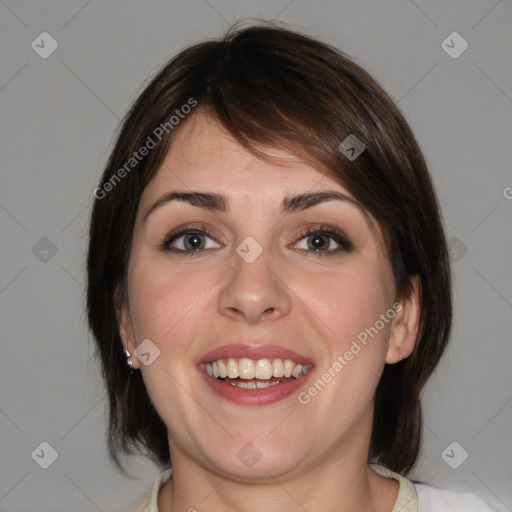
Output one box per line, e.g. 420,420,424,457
399,354,405,361
123,349,133,374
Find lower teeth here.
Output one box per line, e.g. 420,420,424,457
221,378,288,389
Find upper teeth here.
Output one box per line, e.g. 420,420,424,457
204,358,310,379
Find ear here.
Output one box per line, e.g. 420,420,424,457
386,275,421,364
115,285,141,370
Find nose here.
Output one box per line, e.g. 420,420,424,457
217,242,292,324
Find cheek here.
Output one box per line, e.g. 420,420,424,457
126,256,212,414
302,265,391,349
127,254,211,348
297,265,393,426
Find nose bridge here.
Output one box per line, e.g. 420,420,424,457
217,233,292,323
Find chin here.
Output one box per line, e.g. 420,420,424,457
201,435,308,480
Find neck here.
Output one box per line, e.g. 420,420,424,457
158,423,399,512
162,462,397,512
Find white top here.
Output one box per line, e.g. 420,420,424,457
130,464,496,512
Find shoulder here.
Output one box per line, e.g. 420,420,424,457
130,468,173,512
370,463,497,512
131,491,151,512
414,482,497,512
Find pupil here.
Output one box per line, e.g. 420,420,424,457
186,234,203,250
309,234,327,250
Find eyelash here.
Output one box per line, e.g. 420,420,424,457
159,223,353,257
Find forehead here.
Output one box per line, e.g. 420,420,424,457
142,113,352,202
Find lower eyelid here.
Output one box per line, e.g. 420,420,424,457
294,229,352,251
162,230,219,251
292,241,351,256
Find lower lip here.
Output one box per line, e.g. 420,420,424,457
199,370,313,406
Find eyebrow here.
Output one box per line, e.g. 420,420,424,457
143,190,376,231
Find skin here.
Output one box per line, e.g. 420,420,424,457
118,113,421,512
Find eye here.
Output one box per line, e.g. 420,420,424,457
160,225,221,254
292,226,352,256
159,224,352,257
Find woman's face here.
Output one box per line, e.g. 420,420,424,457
119,113,414,479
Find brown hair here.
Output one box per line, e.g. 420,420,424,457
87,22,452,475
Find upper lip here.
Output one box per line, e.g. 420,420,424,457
198,343,315,366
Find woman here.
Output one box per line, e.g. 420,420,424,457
87,23,495,512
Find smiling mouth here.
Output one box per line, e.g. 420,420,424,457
202,357,312,389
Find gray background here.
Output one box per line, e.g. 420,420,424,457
1,0,511,511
